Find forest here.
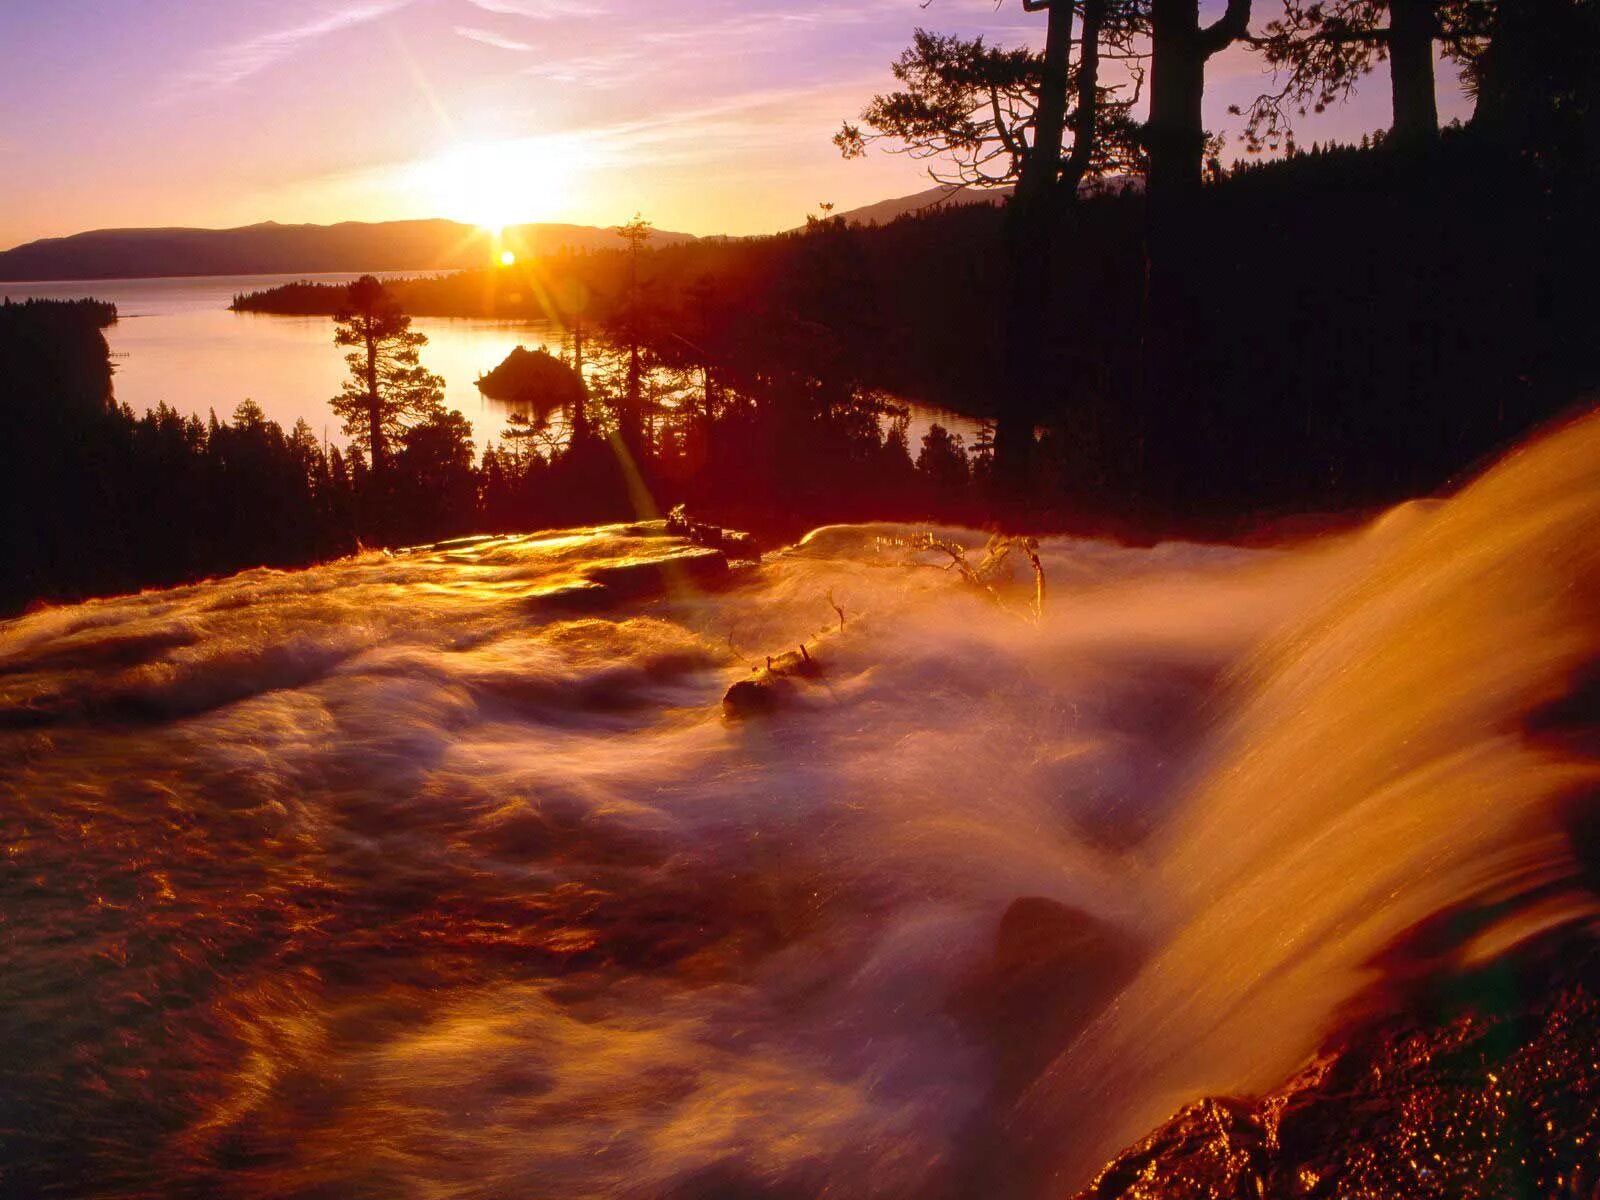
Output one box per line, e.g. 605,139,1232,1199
4,0,1597,614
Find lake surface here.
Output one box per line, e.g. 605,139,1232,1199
4,274,986,455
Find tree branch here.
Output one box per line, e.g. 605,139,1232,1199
992,85,1023,159
1199,0,1253,58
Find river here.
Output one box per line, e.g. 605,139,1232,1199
3,274,987,455
2,409,1597,1197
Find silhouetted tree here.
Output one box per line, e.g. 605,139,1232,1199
394,409,478,540
615,214,654,450
1136,0,1255,496
1145,0,1253,207
1461,0,1599,171
329,275,445,476
1239,1,1494,149
917,422,972,501
838,1,1142,490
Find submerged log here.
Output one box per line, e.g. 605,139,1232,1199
722,643,822,720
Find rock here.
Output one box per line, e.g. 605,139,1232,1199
1073,932,1600,1200
1078,1098,1270,1200
952,897,1141,1100
666,505,760,560
583,547,729,597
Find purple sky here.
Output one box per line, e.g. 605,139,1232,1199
0,1,1475,247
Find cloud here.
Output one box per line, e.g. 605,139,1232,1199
464,0,597,17
518,46,640,86
455,25,535,51
161,1,411,100
537,82,878,169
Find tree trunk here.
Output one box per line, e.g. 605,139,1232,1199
1140,0,1250,509
1064,0,1107,192
621,247,644,450
1387,0,1439,143
571,318,590,443
1146,0,1206,214
993,0,1075,495
1143,0,1206,487
1146,0,1250,208
365,331,384,475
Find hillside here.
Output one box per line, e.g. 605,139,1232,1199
0,218,699,282
819,183,1011,228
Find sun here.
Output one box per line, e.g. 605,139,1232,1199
499,249,516,267
409,139,575,233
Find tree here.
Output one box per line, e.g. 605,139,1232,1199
835,13,1144,192
614,214,654,450
837,1,1143,491
329,275,446,476
1238,1,1494,149
394,408,478,540
1144,0,1254,208
1137,0,1255,504
917,422,972,501
1461,0,1599,171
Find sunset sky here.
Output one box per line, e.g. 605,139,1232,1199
0,0,1474,248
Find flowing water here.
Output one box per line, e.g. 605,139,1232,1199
2,275,986,456
1,412,1597,1198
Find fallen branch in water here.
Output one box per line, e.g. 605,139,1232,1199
908,532,1046,621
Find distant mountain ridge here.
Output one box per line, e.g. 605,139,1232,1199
811,184,1013,230
813,176,1141,230
0,180,1147,281
0,218,700,282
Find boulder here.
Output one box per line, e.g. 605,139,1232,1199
1073,933,1600,1199
952,896,1141,1100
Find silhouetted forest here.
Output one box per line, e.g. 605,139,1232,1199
6,0,1597,613
237,128,1599,516
0,291,971,614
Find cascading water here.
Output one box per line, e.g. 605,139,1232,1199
2,412,1596,1199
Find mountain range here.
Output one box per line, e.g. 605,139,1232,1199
0,185,1022,282
810,183,1012,229
0,219,699,283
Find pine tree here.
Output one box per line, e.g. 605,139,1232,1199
329,275,445,476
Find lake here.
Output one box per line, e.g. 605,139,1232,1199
4,273,986,456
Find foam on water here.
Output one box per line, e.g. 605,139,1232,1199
2,413,1598,1198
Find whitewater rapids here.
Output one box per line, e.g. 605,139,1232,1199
2,413,1598,1199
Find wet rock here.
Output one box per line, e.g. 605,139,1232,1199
523,580,613,612
1074,933,1600,1200
666,505,761,560
584,546,729,596
952,897,1141,1099
1078,1098,1270,1200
